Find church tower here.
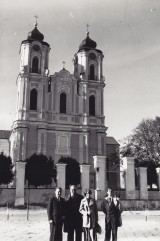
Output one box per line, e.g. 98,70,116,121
73,27,107,158
10,20,50,162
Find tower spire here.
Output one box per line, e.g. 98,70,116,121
86,24,89,36
34,15,38,27
62,61,66,70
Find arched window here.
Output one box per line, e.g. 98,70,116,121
30,89,37,110
90,64,95,80
32,57,39,73
60,92,67,113
89,95,95,116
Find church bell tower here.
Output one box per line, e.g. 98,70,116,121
73,26,106,160
10,18,50,162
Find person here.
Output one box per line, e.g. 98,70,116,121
79,189,98,241
101,188,123,241
47,187,65,241
64,185,83,241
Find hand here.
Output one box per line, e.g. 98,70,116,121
113,198,119,206
87,210,91,215
49,220,53,223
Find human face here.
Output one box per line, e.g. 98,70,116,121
55,188,62,199
86,193,91,200
107,189,113,197
70,185,76,197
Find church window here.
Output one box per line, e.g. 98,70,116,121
89,95,95,116
48,78,51,92
77,81,80,95
90,64,95,80
89,53,96,60
60,92,67,113
33,45,40,52
30,88,37,110
32,57,39,73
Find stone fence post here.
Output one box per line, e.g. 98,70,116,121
139,167,148,199
56,163,66,196
80,164,90,195
156,167,160,190
93,155,106,200
15,161,26,206
122,157,135,199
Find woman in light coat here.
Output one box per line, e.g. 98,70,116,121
79,189,98,241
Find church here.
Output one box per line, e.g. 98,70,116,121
1,21,120,190
1,22,159,209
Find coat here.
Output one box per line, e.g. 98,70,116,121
101,196,123,227
64,193,83,232
47,196,65,224
47,196,65,241
79,197,98,229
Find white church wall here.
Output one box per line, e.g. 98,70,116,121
0,139,10,156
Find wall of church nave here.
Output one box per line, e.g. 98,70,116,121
70,134,79,162
46,132,56,160
0,139,10,156
106,144,119,158
0,188,15,205
26,126,38,158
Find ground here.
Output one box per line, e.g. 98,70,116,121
0,209,160,241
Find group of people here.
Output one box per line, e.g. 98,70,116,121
47,185,123,241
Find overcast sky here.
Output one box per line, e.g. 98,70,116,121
0,0,160,142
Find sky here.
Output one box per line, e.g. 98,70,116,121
0,0,160,142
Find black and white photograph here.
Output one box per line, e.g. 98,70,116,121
0,0,160,240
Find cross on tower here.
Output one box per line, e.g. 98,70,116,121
86,24,89,32
86,24,89,35
62,61,66,69
34,15,38,27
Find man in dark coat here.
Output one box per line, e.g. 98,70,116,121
64,185,83,241
47,187,65,241
101,188,123,241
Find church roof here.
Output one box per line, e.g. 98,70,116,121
52,68,74,79
78,31,102,53
21,23,50,47
79,32,97,50
27,24,44,41
106,136,120,146
0,130,11,139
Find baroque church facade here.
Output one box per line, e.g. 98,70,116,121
1,22,160,207
8,22,119,188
